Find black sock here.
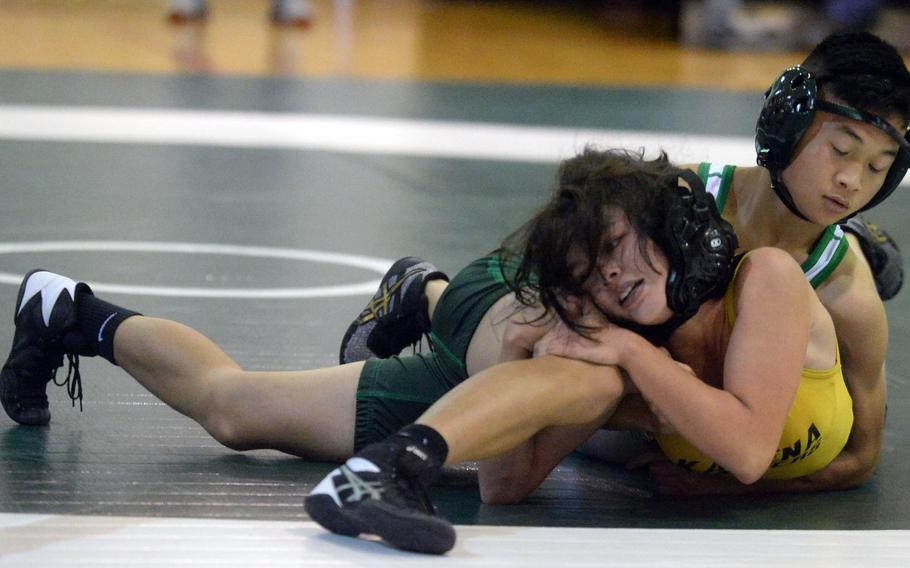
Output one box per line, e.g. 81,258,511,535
388,423,449,485
70,284,141,365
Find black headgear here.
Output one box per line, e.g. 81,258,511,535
755,66,910,220
607,170,738,344
663,170,739,319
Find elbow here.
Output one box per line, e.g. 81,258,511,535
727,449,775,486
825,459,877,490
731,466,765,486
851,463,877,488
850,449,880,487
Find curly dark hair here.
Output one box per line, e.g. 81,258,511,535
500,147,683,334
803,32,910,126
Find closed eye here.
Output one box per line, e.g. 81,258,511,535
603,234,623,253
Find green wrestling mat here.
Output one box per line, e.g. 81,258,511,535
1,71,909,531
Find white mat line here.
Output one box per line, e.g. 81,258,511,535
3,104,905,188
1,513,908,567
0,103,756,165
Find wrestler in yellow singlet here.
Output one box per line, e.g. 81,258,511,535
655,255,854,480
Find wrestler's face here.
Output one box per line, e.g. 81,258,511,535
781,103,905,224
570,209,674,326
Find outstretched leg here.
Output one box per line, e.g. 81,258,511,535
1,270,362,462
113,316,361,461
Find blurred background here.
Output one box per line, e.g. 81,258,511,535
1,0,905,91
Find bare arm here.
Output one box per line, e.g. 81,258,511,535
787,250,888,491
545,249,812,484
622,243,887,496
478,421,610,504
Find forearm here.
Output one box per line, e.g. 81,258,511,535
653,445,877,496
618,335,785,483
710,455,872,494
479,421,605,504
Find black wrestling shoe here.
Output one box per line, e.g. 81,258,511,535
339,257,448,364
843,216,903,300
304,442,456,555
0,270,88,425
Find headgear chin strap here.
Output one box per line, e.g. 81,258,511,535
605,170,738,345
755,66,910,221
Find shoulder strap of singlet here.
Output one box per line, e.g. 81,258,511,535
802,224,849,289
697,162,735,213
723,253,750,328
697,163,848,288
725,254,842,374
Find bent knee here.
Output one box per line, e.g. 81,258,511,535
198,371,259,451
204,414,255,451
565,371,624,421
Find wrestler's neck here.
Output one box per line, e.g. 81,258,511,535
666,298,728,384
728,166,828,260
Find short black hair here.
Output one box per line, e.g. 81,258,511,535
802,31,910,127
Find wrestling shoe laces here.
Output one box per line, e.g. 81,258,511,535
56,353,83,410
0,270,86,425
339,257,448,364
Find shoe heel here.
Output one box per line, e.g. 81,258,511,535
361,500,456,554
304,494,362,537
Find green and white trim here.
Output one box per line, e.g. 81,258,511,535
697,162,848,289
801,224,848,288
697,162,735,212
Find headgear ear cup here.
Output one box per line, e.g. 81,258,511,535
599,170,738,346
662,170,738,320
755,67,819,173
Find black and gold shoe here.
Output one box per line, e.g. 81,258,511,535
339,257,448,364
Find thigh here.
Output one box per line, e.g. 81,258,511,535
211,362,364,461
353,354,455,451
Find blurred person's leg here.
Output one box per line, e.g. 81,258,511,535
272,0,314,26
167,0,207,23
